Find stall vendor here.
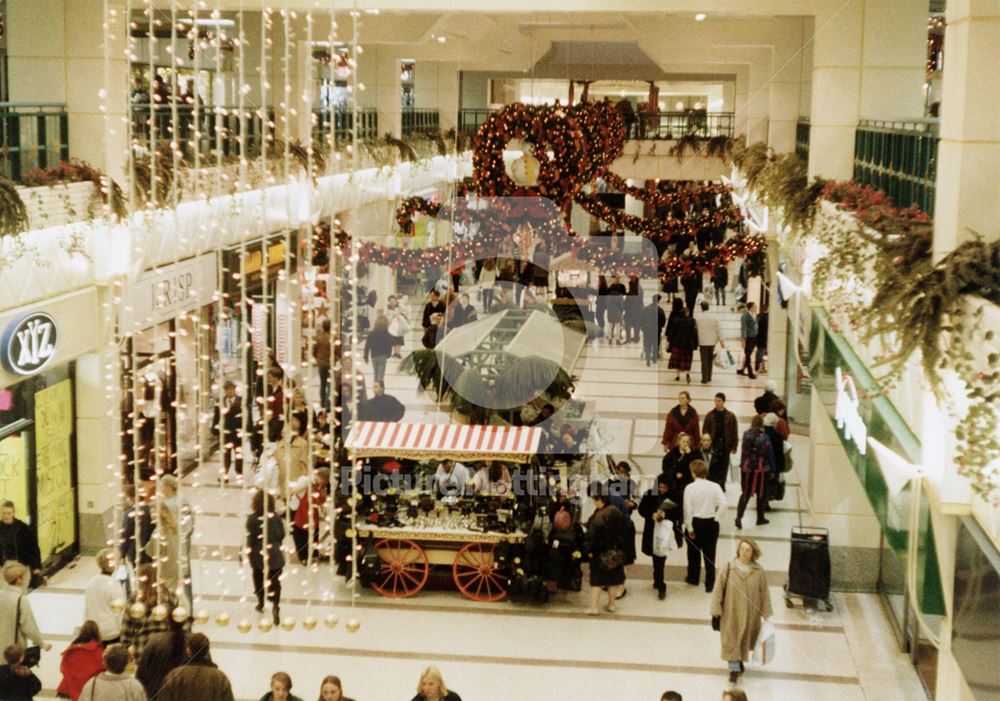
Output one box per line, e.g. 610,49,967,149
434,459,471,498
471,461,513,496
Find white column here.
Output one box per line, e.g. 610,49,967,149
364,46,401,138
415,61,460,134
808,0,925,179
75,348,119,552
767,20,807,153
932,1,1000,257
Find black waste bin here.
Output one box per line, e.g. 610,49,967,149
784,526,833,611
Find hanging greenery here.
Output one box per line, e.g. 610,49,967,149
0,177,30,239
730,142,1000,503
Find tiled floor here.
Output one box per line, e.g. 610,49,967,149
28,287,927,701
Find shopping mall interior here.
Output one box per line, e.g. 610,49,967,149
0,1,997,700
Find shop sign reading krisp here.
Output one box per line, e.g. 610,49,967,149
1,312,58,376
834,367,867,455
121,253,218,330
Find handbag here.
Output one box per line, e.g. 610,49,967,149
597,548,624,571
14,596,42,668
711,562,730,631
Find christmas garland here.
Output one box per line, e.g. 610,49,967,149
731,143,1000,503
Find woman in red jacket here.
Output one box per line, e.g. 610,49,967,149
661,390,701,450
57,620,105,700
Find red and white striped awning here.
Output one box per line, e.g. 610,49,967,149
345,422,542,462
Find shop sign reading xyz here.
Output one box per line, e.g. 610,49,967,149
2,312,59,376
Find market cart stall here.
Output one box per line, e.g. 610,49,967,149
343,421,552,602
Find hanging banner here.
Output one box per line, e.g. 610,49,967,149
34,380,76,563
275,280,301,375
251,303,267,364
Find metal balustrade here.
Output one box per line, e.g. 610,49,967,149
402,108,439,136
630,111,735,139
458,108,496,135
130,103,274,161
795,118,810,163
314,106,379,144
853,118,939,214
0,103,70,182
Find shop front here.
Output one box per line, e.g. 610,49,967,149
0,287,101,575
808,307,944,694
119,253,219,479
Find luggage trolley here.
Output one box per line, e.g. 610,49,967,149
783,525,834,611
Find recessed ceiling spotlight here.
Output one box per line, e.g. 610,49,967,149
695,13,707,21
437,36,447,43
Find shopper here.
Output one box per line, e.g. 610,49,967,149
594,274,608,333
737,302,758,379
421,290,445,330
313,319,333,407
142,503,183,603
532,241,550,294
712,263,728,305
246,490,285,626
478,259,497,313
662,391,700,450
450,293,478,328
214,381,244,479
667,306,698,383
683,460,727,592
385,295,410,359
0,561,49,652
735,415,776,529
258,671,304,701
753,380,779,416
471,461,513,496
681,270,701,317
77,644,146,701
84,549,125,644
135,617,188,700
0,502,42,588
317,674,355,701
662,432,696,485
624,275,643,343
702,393,739,489
661,693,683,701
711,539,773,684
434,459,471,498
639,474,678,600
120,485,154,578
56,621,105,700
156,475,193,605
722,690,748,701
641,294,666,365
158,633,234,701
754,306,769,373
291,468,330,564
276,413,310,493
0,643,42,700
411,666,461,701
358,381,406,422
364,315,403,385
120,564,175,661
605,275,627,344
584,481,630,615
770,399,792,440
695,301,723,383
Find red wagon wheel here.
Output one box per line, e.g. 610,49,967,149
452,542,508,602
370,539,430,599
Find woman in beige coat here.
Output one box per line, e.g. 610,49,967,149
710,538,773,684
276,413,310,492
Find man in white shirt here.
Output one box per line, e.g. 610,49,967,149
695,301,723,384
434,459,471,498
83,548,125,643
683,459,727,592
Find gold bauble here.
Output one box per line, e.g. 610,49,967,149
150,604,168,622
215,611,231,627
171,606,189,623
194,610,210,625
345,528,355,538
302,615,318,630
280,616,296,631
236,618,252,633
346,618,361,633
256,616,273,632
324,613,339,629
110,598,126,613
129,602,147,620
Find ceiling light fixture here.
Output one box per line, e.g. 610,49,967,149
695,13,707,21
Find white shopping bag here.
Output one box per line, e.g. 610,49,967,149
751,619,776,667
729,452,740,483
714,348,735,369
652,518,678,557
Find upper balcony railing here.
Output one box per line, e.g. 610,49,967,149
0,102,69,182
458,108,496,135
853,118,939,215
401,108,440,137
630,111,735,140
314,106,379,145
131,103,273,161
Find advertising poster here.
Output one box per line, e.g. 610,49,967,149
34,380,75,563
